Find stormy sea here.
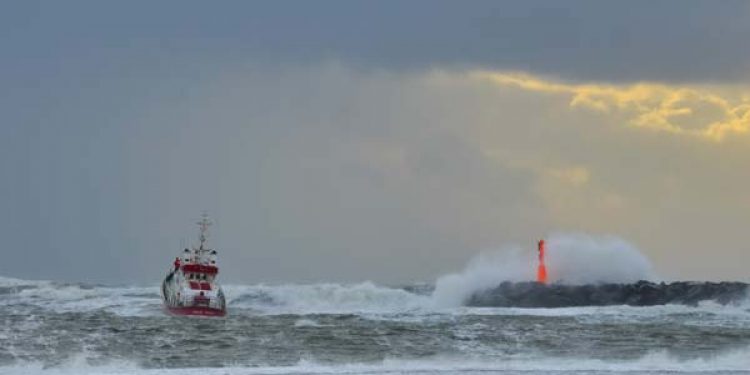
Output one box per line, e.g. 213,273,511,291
2,236,749,375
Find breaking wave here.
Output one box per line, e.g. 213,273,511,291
0,232,744,316
0,276,160,316
0,276,432,316
4,346,750,374
1,231,747,317
226,281,432,314
433,233,657,306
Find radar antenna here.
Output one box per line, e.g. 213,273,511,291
197,213,212,251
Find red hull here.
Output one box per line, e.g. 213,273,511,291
165,305,226,317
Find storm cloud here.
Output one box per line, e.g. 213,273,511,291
3,1,750,83
1,2,749,284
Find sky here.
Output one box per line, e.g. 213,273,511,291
1,1,750,284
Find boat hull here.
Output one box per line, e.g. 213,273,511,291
161,275,227,318
165,305,226,317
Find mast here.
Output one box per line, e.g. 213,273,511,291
197,213,212,252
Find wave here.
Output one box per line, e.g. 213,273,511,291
225,281,432,314
0,276,160,316
0,231,746,316
4,346,750,374
0,275,44,287
1,275,433,316
2,274,748,318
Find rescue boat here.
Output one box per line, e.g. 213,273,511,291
161,215,227,317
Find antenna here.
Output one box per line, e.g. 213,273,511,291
197,212,212,251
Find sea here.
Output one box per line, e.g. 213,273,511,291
2,275,749,375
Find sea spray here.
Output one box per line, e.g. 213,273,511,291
432,233,656,307
226,281,431,313
432,246,535,307
545,232,655,285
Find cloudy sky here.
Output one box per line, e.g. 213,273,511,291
2,1,750,284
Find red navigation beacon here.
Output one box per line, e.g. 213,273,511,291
537,239,548,284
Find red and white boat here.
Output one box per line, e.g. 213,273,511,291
161,215,227,317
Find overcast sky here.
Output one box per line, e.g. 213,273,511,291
2,1,750,284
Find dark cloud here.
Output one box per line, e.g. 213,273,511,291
3,1,749,83
2,62,749,284
2,2,749,284
0,65,549,283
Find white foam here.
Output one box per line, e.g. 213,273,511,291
17,283,101,301
4,280,160,317
225,281,431,314
2,275,432,317
4,347,750,375
294,318,322,327
0,275,47,287
0,238,743,319
545,232,656,285
0,351,139,375
432,247,533,307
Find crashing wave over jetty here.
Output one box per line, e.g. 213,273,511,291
467,281,749,307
